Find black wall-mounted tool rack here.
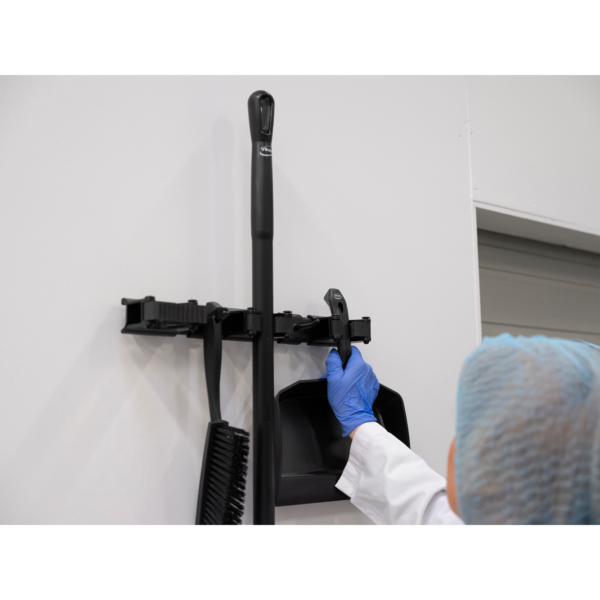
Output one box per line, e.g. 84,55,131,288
121,296,372,347
121,91,410,525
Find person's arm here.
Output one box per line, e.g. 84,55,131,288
337,422,462,524
326,347,463,525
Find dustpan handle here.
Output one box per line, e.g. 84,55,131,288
324,288,352,369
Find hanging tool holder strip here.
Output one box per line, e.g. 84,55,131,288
121,298,372,347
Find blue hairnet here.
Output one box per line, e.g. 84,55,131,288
455,334,600,524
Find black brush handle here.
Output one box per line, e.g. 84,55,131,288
324,288,352,369
248,90,276,525
204,302,223,422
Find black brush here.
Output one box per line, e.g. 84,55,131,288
196,303,250,525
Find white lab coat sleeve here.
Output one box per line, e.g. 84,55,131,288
335,422,464,525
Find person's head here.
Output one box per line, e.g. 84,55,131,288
451,334,600,524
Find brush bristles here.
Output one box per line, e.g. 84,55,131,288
200,425,250,525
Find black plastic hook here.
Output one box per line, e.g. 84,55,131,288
293,318,320,332
206,302,230,324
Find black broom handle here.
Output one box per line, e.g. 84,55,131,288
248,90,275,525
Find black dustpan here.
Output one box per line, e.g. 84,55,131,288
274,289,410,507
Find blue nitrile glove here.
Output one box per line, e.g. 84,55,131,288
325,346,379,437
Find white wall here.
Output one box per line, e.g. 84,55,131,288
1,76,597,524
468,76,600,233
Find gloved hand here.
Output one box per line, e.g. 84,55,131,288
325,346,379,437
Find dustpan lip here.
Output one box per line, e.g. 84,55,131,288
274,378,330,502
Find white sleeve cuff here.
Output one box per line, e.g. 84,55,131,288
335,422,386,498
